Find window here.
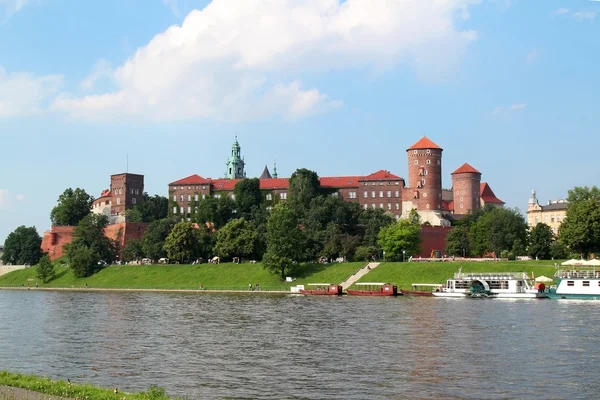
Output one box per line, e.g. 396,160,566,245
414,160,418,165
117,198,120,205
460,204,464,209
195,195,199,201
202,186,206,190
132,198,136,205
363,204,368,210
180,207,184,214
188,187,191,190
423,170,428,176
567,281,574,287
379,191,383,198
331,192,338,197
266,193,272,201
266,206,272,211
173,206,177,214
421,179,426,186
119,188,122,195
395,203,400,210
413,150,418,154
437,160,440,165
135,189,139,195
180,187,183,190
187,206,191,214
180,195,184,202
363,191,368,198
426,149,431,154
349,192,357,199
426,160,431,165
231,194,236,200
371,204,376,209
583,281,590,287
395,182,399,185
379,203,384,209
557,216,561,222
280,192,287,200
423,193,428,198
173,195,176,201
130,188,134,194
387,191,391,198
387,203,391,210
202,194,206,200
460,197,463,201
371,191,376,198
188,195,191,202
195,186,198,190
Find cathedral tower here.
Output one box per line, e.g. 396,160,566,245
451,163,481,214
225,136,246,179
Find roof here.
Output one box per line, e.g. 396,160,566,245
169,174,211,186
407,136,443,151
259,165,272,180
259,178,289,190
441,200,454,212
451,163,481,175
539,202,569,211
360,170,403,181
211,179,240,191
320,176,362,188
98,189,111,198
480,182,505,204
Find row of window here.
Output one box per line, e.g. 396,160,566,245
113,198,136,205
362,182,401,186
362,203,400,211
363,190,401,199
413,159,441,166
113,188,140,195
566,281,600,287
176,186,208,191
533,215,562,224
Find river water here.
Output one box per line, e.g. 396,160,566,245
0,290,598,399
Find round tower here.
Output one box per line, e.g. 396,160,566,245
406,136,443,212
451,163,481,214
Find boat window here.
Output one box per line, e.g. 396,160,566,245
567,281,574,287
583,281,590,287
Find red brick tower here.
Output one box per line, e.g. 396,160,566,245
451,163,481,214
110,173,144,215
406,137,443,211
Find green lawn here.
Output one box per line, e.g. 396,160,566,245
0,261,367,291
358,260,560,290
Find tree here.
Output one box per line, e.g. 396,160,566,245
559,186,600,258
66,214,115,277
445,226,471,257
354,245,379,261
191,196,234,228
528,223,554,260
214,218,257,260
233,179,262,217
138,193,169,222
358,208,395,248
36,255,55,283
122,239,144,262
469,207,527,256
2,226,43,265
408,209,421,225
163,222,205,263
141,217,179,261
377,219,421,261
550,240,569,260
50,188,94,226
263,203,306,280
288,168,321,215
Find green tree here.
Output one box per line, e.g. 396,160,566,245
354,245,379,261
445,226,471,257
214,218,257,260
191,196,234,228
408,209,421,225
141,217,179,261
321,233,361,261
550,240,569,260
233,179,262,217
66,214,115,277
263,203,306,280
122,239,144,262
2,226,43,265
36,254,55,283
469,207,527,256
163,222,205,263
528,223,554,260
358,208,395,248
377,219,421,261
559,186,600,258
288,168,321,215
138,193,169,222
50,188,94,226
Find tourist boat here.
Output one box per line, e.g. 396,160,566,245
548,267,600,299
299,283,343,295
346,282,399,296
400,283,443,296
432,271,547,299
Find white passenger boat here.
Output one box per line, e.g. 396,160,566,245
433,271,547,299
548,267,600,300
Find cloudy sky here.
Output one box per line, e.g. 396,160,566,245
1,0,599,242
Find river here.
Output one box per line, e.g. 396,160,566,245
0,290,598,399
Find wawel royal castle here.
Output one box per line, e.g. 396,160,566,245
169,136,504,226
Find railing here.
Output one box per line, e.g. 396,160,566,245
453,272,530,280
555,269,600,279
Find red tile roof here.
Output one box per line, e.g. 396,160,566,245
407,136,442,151
259,178,289,190
320,176,362,188
451,163,481,175
169,174,211,186
480,182,504,204
210,179,240,191
360,170,403,181
441,200,454,212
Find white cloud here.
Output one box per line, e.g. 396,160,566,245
525,50,538,64
52,0,480,122
0,190,25,209
573,11,596,20
0,0,35,22
0,66,63,118
552,8,570,16
492,103,527,115
80,59,112,91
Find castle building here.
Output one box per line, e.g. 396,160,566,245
91,173,145,224
526,190,568,235
168,137,504,226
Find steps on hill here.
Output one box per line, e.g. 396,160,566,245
340,262,380,291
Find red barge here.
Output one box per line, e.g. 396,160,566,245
299,283,343,295
400,283,443,297
346,282,399,296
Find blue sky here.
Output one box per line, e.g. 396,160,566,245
1,0,599,242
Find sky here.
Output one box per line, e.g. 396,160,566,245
1,0,599,243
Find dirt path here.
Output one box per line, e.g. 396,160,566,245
0,386,74,400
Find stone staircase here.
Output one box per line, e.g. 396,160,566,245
340,262,380,291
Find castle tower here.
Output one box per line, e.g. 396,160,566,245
403,137,448,226
451,163,481,214
110,173,144,215
225,136,246,179
528,189,538,211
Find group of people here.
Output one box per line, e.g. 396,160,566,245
248,283,261,291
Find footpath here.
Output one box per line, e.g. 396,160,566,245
340,262,380,291
0,287,291,294
0,385,73,400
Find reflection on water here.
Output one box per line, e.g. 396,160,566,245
0,291,598,399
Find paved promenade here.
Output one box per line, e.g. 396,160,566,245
0,386,73,400
0,287,291,294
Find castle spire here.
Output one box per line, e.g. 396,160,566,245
273,158,278,178
225,136,245,179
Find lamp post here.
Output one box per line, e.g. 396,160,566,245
402,250,406,263
462,248,465,258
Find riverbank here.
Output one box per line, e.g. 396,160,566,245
0,371,171,400
0,260,559,292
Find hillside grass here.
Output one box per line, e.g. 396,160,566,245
0,370,171,399
0,261,367,291
358,260,560,290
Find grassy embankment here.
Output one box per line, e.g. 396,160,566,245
357,260,559,289
0,260,560,291
0,261,367,291
0,371,171,400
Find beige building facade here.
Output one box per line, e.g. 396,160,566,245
527,190,568,235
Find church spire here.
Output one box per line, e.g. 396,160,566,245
273,159,278,178
225,136,245,179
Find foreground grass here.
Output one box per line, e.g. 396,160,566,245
359,260,559,290
0,371,171,399
0,262,366,291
